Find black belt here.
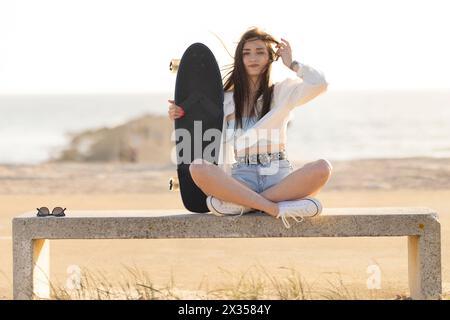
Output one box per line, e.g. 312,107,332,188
235,151,287,165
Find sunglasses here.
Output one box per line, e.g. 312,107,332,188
36,207,67,217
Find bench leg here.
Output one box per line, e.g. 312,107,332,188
13,238,50,300
408,234,441,299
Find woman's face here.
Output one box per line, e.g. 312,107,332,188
242,39,270,78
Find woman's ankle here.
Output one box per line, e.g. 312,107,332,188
264,202,279,217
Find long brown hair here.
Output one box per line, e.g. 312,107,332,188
223,27,279,131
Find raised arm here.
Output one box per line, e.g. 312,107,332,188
273,38,328,112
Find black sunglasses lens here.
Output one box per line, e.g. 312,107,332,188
40,207,50,215
37,207,50,216
52,207,65,216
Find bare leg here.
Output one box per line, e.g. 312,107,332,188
260,159,332,202
189,159,279,217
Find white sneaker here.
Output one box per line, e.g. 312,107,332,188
276,197,323,228
206,195,253,217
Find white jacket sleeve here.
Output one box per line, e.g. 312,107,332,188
233,64,328,154
273,62,328,112
217,92,236,176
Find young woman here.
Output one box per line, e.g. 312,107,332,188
168,27,332,228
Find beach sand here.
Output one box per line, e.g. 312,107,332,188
0,157,449,299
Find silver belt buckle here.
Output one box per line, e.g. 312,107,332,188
259,153,270,165
248,154,258,165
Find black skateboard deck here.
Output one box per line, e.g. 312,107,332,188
173,43,224,213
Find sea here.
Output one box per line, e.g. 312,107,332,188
0,90,449,164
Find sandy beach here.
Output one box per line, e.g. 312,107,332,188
1,157,449,299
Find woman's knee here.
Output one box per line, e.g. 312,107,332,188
189,158,214,179
316,159,333,179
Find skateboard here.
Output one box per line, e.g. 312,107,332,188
170,43,224,213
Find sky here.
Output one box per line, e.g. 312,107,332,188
0,0,449,94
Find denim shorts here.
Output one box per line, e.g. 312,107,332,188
231,159,294,193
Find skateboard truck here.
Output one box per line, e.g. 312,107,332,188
170,59,180,73
169,176,180,191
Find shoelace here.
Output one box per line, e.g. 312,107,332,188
278,212,305,229
236,206,245,217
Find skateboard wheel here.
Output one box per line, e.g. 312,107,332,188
170,59,180,73
169,176,180,191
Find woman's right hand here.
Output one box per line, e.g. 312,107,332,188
168,99,185,120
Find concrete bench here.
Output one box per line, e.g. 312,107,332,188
12,207,442,300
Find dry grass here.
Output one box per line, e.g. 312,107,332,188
41,264,446,300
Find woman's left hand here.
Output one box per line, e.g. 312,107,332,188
275,38,293,69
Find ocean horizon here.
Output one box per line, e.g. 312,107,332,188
0,89,449,165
